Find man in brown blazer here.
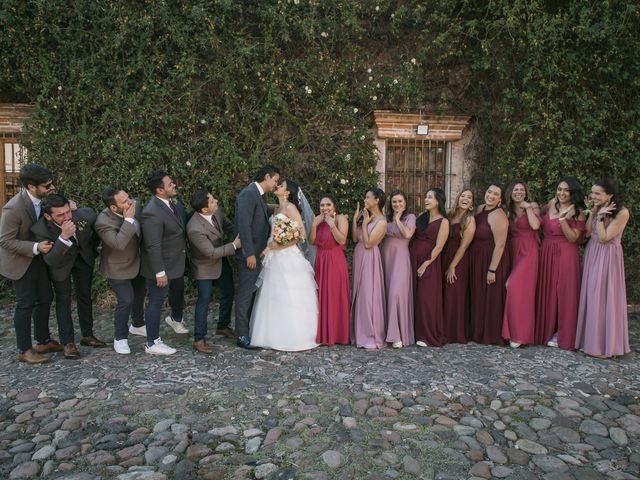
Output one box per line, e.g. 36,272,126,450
0,163,60,364
187,189,240,353
94,186,147,355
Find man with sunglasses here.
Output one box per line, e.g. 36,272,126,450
0,164,60,363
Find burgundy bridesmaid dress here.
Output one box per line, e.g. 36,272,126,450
575,215,629,356
314,221,350,346
502,214,540,345
409,216,445,346
535,208,584,350
442,222,470,343
381,214,416,346
351,219,386,348
469,207,509,345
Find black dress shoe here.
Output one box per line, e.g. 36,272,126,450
237,336,258,350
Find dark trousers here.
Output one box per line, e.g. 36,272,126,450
51,256,95,344
13,256,53,352
144,276,184,343
194,259,235,341
234,256,261,338
109,276,146,340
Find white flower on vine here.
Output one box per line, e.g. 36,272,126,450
321,31,328,38
353,108,358,114
186,161,192,167
340,178,348,185
367,68,372,73
304,86,312,94
360,135,365,140
57,85,62,90
375,6,380,11
345,153,351,161
411,58,417,65
393,79,398,84
200,119,206,124
372,95,377,101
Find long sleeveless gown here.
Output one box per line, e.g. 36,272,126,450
575,215,629,356
442,222,471,343
534,208,584,350
469,207,509,345
410,216,445,347
314,221,350,346
351,218,386,349
502,213,539,345
250,214,319,351
381,214,416,346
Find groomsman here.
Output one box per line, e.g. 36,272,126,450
234,164,280,349
0,164,59,363
94,186,147,354
140,171,188,355
187,189,241,353
31,193,106,359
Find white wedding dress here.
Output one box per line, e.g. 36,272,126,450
250,214,319,351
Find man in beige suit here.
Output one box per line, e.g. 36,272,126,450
187,189,240,353
0,164,60,364
94,186,147,354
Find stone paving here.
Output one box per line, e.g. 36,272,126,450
0,303,639,480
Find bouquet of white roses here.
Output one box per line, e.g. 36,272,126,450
272,214,301,245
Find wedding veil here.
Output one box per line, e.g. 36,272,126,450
298,187,317,266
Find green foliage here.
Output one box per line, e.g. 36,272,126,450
1,0,639,299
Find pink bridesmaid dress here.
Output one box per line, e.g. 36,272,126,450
351,219,386,348
502,213,540,345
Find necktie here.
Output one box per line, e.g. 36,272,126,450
211,214,220,231
35,202,42,219
169,201,178,217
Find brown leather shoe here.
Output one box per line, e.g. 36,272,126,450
64,343,81,359
18,348,50,364
215,327,237,339
80,335,107,348
193,340,214,354
34,340,64,354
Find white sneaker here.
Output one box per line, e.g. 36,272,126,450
145,338,177,355
129,325,147,337
165,316,189,334
113,339,131,355
510,341,521,348
416,341,428,347
392,342,403,349
547,334,559,348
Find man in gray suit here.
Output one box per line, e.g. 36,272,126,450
94,186,147,355
187,189,241,353
234,164,280,349
31,193,105,359
0,164,58,363
140,171,188,355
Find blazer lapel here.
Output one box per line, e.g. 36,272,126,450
20,191,37,223
253,184,268,220
154,196,183,230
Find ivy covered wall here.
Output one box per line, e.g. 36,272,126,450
1,0,639,299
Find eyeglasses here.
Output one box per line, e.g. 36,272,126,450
39,182,55,190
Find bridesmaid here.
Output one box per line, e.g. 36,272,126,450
442,189,476,344
410,188,449,347
350,188,388,349
469,184,509,345
381,190,416,348
310,195,350,346
575,179,630,358
535,176,586,350
502,181,540,348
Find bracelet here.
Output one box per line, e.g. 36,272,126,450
488,268,496,274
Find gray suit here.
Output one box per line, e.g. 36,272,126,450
234,183,271,338
140,195,187,342
187,211,235,280
0,190,53,350
30,207,99,344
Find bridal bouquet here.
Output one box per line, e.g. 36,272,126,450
272,214,301,245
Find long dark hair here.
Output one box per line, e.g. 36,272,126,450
447,188,474,238
504,180,533,221
594,178,624,218
417,188,447,231
554,176,586,219
386,190,410,223
278,178,301,212
358,187,385,225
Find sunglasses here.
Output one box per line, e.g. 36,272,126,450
39,182,55,190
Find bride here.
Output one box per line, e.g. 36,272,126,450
250,178,319,351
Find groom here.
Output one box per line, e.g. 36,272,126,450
234,164,280,349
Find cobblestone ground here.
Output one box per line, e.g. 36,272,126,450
0,303,639,480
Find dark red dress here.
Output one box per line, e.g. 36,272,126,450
502,214,540,345
409,216,445,346
314,222,350,345
469,207,509,345
535,208,584,350
442,222,470,344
